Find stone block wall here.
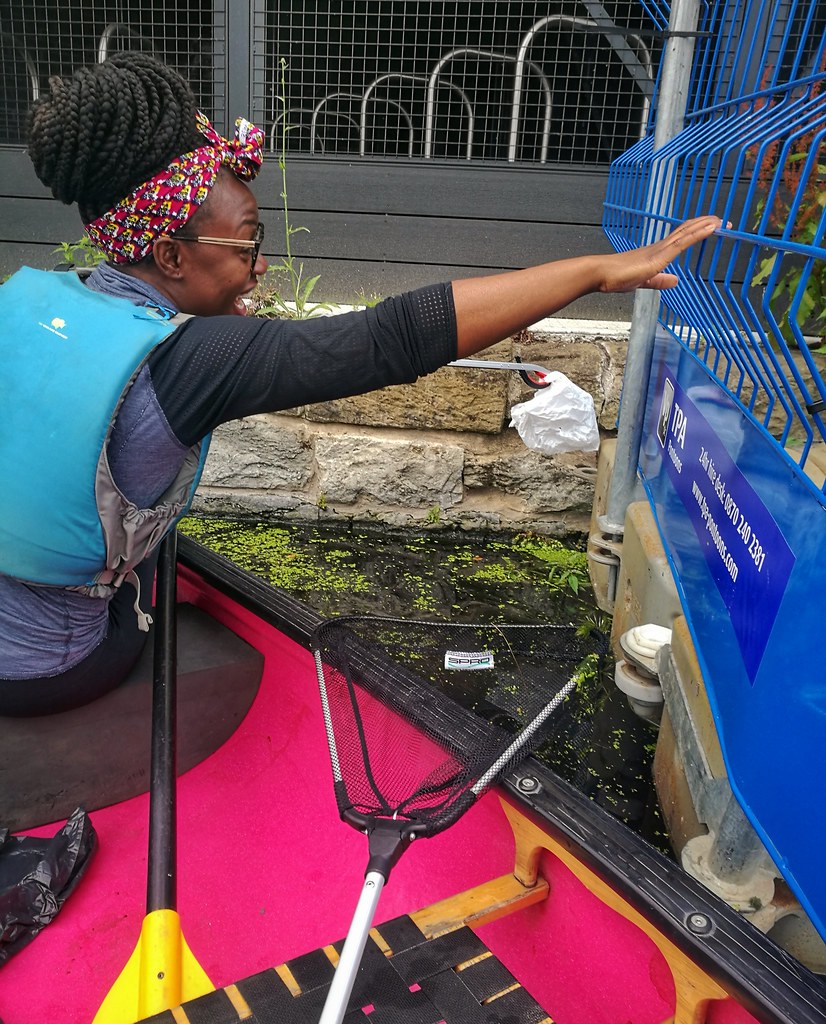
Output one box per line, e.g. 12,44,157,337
192,315,630,538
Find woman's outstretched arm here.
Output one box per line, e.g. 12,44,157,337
452,216,722,357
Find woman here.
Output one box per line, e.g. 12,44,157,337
0,52,720,715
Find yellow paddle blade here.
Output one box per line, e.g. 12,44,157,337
92,909,214,1024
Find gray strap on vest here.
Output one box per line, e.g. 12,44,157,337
124,568,154,632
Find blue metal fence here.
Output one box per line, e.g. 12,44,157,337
605,0,826,487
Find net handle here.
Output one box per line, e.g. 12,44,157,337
317,870,386,1024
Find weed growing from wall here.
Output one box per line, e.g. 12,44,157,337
52,236,105,269
255,58,333,320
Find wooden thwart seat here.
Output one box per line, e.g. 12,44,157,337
0,603,264,832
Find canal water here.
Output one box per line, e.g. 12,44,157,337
180,516,669,852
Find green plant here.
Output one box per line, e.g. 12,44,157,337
545,564,584,595
354,289,383,308
576,609,612,639
511,534,590,597
178,517,369,595
751,64,826,347
571,651,601,689
52,236,105,269
425,505,441,525
256,59,332,321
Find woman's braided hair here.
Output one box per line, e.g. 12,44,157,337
27,52,203,223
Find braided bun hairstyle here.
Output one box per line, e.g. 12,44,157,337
27,52,203,223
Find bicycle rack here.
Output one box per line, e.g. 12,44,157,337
2,33,39,102
508,14,654,163
424,48,552,163
361,73,474,160
311,90,414,157
311,94,370,154
97,22,154,63
359,85,416,158
270,108,322,151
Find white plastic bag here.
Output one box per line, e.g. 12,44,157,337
509,371,600,454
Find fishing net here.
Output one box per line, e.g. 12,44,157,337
313,616,607,841
312,616,607,1024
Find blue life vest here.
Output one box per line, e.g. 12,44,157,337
0,267,209,595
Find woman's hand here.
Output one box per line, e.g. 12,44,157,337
599,215,723,293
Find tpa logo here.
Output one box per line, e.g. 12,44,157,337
38,314,69,339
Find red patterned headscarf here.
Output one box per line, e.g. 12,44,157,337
84,111,264,265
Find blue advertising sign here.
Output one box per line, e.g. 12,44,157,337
654,368,795,681
638,332,826,944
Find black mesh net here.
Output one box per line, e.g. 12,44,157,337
313,616,607,841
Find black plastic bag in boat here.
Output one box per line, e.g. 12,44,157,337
0,806,97,966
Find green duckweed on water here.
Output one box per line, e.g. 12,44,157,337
180,517,371,599
178,515,591,623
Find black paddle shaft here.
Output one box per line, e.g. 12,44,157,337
147,531,178,914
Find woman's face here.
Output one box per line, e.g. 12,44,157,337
163,172,268,316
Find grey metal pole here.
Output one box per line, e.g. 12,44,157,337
317,871,386,1024
601,0,702,534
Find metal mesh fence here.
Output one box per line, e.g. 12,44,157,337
2,1,662,166
261,1,662,164
605,0,826,487
0,0,223,145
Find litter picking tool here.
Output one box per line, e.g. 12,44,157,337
93,533,213,1024
312,616,605,1024
449,356,552,388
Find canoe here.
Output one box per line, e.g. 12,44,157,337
3,533,825,1024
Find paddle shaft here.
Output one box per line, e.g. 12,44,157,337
148,531,178,914
92,531,214,1022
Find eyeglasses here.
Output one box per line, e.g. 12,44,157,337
172,221,265,270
